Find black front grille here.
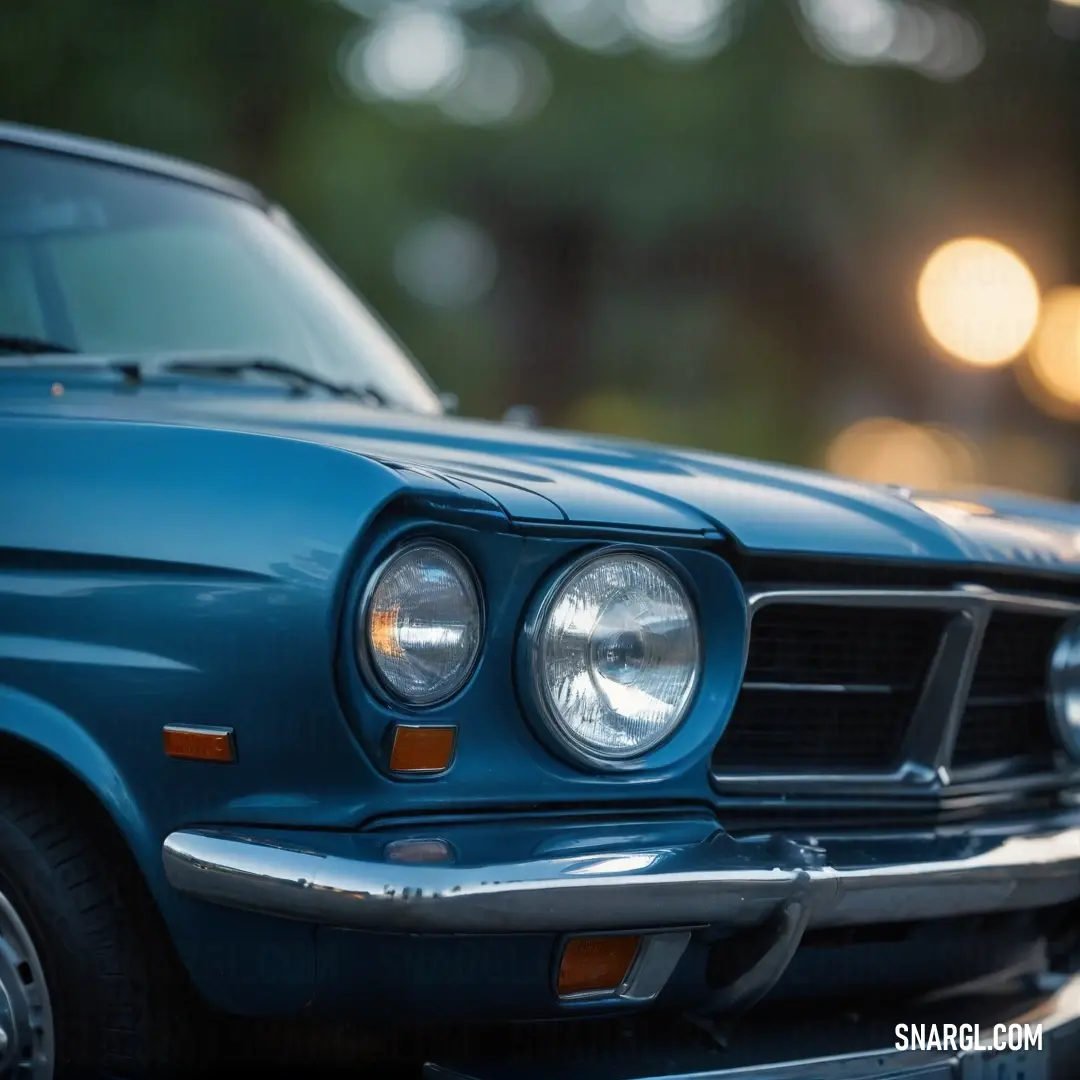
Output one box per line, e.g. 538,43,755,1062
950,612,1065,769
742,604,942,689
712,692,915,770
712,605,947,773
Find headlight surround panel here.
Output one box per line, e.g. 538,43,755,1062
518,544,748,774
337,499,749,789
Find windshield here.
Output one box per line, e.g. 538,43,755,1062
0,143,443,412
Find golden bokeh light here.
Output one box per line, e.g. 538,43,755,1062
921,424,981,486
824,417,980,491
917,237,1040,367
982,435,1069,499
1016,358,1080,422
1028,287,1080,408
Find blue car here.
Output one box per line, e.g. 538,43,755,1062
5,122,1080,1079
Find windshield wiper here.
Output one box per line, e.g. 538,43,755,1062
161,357,388,406
0,334,77,356
0,348,392,406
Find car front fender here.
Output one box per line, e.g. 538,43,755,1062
0,683,156,875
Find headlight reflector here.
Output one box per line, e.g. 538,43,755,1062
362,542,482,705
530,552,700,762
1050,618,1080,760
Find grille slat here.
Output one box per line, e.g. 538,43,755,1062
950,612,1064,769
713,605,947,774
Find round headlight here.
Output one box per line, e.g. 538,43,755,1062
1050,618,1080,760
361,541,482,706
528,551,700,764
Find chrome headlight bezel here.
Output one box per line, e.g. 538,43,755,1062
1049,616,1080,761
521,546,702,770
357,538,485,708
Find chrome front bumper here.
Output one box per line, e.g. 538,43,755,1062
162,819,1080,934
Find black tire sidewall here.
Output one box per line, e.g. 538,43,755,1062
0,786,151,1075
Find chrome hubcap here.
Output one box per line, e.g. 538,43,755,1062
0,890,53,1079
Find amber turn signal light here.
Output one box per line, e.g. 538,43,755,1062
389,725,456,774
162,725,236,764
557,935,641,997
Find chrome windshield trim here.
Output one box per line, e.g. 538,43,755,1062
163,821,1080,935
712,585,1080,792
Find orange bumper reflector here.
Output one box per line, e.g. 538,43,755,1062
389,725,456,774
162,725,236,764
557,935,641,997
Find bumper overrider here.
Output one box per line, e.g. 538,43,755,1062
163,818,1080,935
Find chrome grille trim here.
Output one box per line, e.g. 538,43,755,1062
710,585,1080,793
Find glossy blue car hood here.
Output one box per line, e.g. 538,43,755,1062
13,385,1080,572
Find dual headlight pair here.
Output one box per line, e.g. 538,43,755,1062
359,541,700,764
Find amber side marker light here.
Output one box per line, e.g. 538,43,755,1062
557,935,641,997
162,725,236,764
389,724,457,774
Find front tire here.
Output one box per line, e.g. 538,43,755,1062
0,776,213,1078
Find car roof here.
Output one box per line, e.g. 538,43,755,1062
0,120,269,209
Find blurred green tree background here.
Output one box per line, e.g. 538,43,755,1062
4,0,1080,494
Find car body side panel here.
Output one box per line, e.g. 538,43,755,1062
0,410,751,831
0,684,153,858
0,413,516,1008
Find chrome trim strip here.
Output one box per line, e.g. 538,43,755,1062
162,724,235,738
739,682,894,694
745,585,1080,616
932,601,992,774
708,762,936,792
712,585,1080,791
162,822,1080,935
902,608,985,771
618,931,692,1003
